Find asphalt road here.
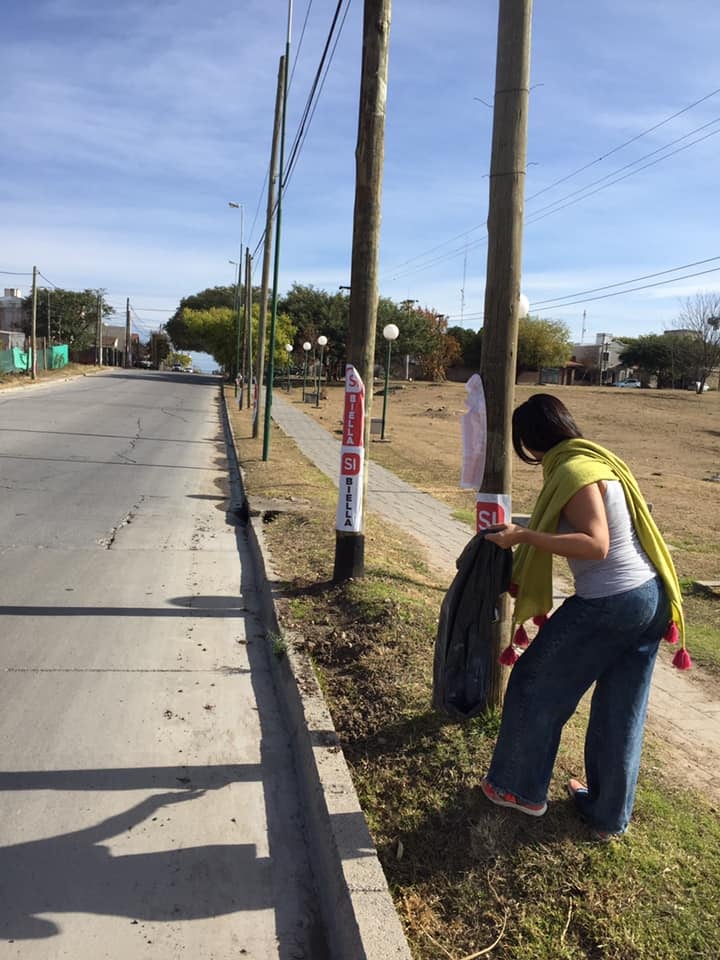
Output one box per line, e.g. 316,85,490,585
0,370,327,959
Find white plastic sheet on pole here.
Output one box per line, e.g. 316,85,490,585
460,373,487,489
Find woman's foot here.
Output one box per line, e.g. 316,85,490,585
566,777,588,800
566,780,623,841
480,777,547,817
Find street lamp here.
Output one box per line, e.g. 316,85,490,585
284,343,293,392
316,334,328,408
518,292,530,317
228,202,244,394
302,341,311,400
381,323,400,440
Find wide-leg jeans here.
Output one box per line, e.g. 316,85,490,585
486,576,670,834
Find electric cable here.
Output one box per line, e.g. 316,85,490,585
382,86,720,283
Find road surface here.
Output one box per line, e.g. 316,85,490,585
0,370,328,959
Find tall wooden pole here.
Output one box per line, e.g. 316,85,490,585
333,0,392,581
125,297,131,367
254,55,285,438
243,248,253,408
30,265,38,380
263,3,293,462
479,0,533,708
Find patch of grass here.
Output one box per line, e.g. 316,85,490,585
679,582,720,675
269,631,287,659
228,392,720,960
450,507,475,527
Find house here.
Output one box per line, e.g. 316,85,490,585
0,288,25,334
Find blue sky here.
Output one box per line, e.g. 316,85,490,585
2,0,719,368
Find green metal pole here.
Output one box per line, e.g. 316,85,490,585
315,345,323,408
263,3,292,461
381,338,391,440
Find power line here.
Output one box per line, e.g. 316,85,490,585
529,255,720,308
382,85,720,283
526,85,720,203
446,257,720,321
386,120,720,285
251,0,351,259
283,0,348,188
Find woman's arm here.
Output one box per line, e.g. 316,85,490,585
484,482,610,560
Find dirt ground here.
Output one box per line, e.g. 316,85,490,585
298,379,720,583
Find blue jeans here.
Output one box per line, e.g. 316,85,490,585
487,576,670,834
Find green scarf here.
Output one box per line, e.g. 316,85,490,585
511,438,684,645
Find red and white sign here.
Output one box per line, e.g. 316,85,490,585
476,492,512,532
336,365,366,533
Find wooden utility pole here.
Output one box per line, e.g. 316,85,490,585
480,0,533,708
262,3,292,462
125,297,131,367
333,0,392,581
96,292,103,366
30,265,38,380
242,248,253,408
255,55,285,438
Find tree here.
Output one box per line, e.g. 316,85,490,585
179,304,295,375
619,333,699,387
279,284,349,377
411,309,461,381
447,325,482,368
21,288,114,348
516,316,572,373
165,286,236,351
676,292,720,391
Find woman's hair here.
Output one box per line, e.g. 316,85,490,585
512,393,583,464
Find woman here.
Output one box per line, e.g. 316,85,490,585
481,393,688,840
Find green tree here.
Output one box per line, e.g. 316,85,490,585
619,333,699,387
517,316,572,372
21,288,114,349
447,325,482,368
280,284,349,377
165,286,236,351
179,304,296,375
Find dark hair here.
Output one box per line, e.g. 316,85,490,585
512,394,583,464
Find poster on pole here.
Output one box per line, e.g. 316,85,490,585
335,365,365,533
476,492,512,532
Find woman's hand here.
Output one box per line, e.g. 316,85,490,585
484,524,526,549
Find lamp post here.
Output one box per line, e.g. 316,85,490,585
302,341,311,400
316,334,327,407
381,323,399,440
228,201,244,393
284,343,293,391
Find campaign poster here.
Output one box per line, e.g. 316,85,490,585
335,365,365,533
476,492,512,532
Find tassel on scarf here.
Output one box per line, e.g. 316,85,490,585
513,624,530,648
672,647,692,671
664,622,679,645
499,644,519,666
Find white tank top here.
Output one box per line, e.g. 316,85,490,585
560,480,656,599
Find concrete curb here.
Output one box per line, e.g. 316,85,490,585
222,393,412,960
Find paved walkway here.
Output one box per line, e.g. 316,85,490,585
270,394,720,801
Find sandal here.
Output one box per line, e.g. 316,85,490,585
566,778,588,800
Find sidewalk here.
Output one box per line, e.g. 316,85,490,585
270,393,720,801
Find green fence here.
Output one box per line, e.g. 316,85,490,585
0,345,69,374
